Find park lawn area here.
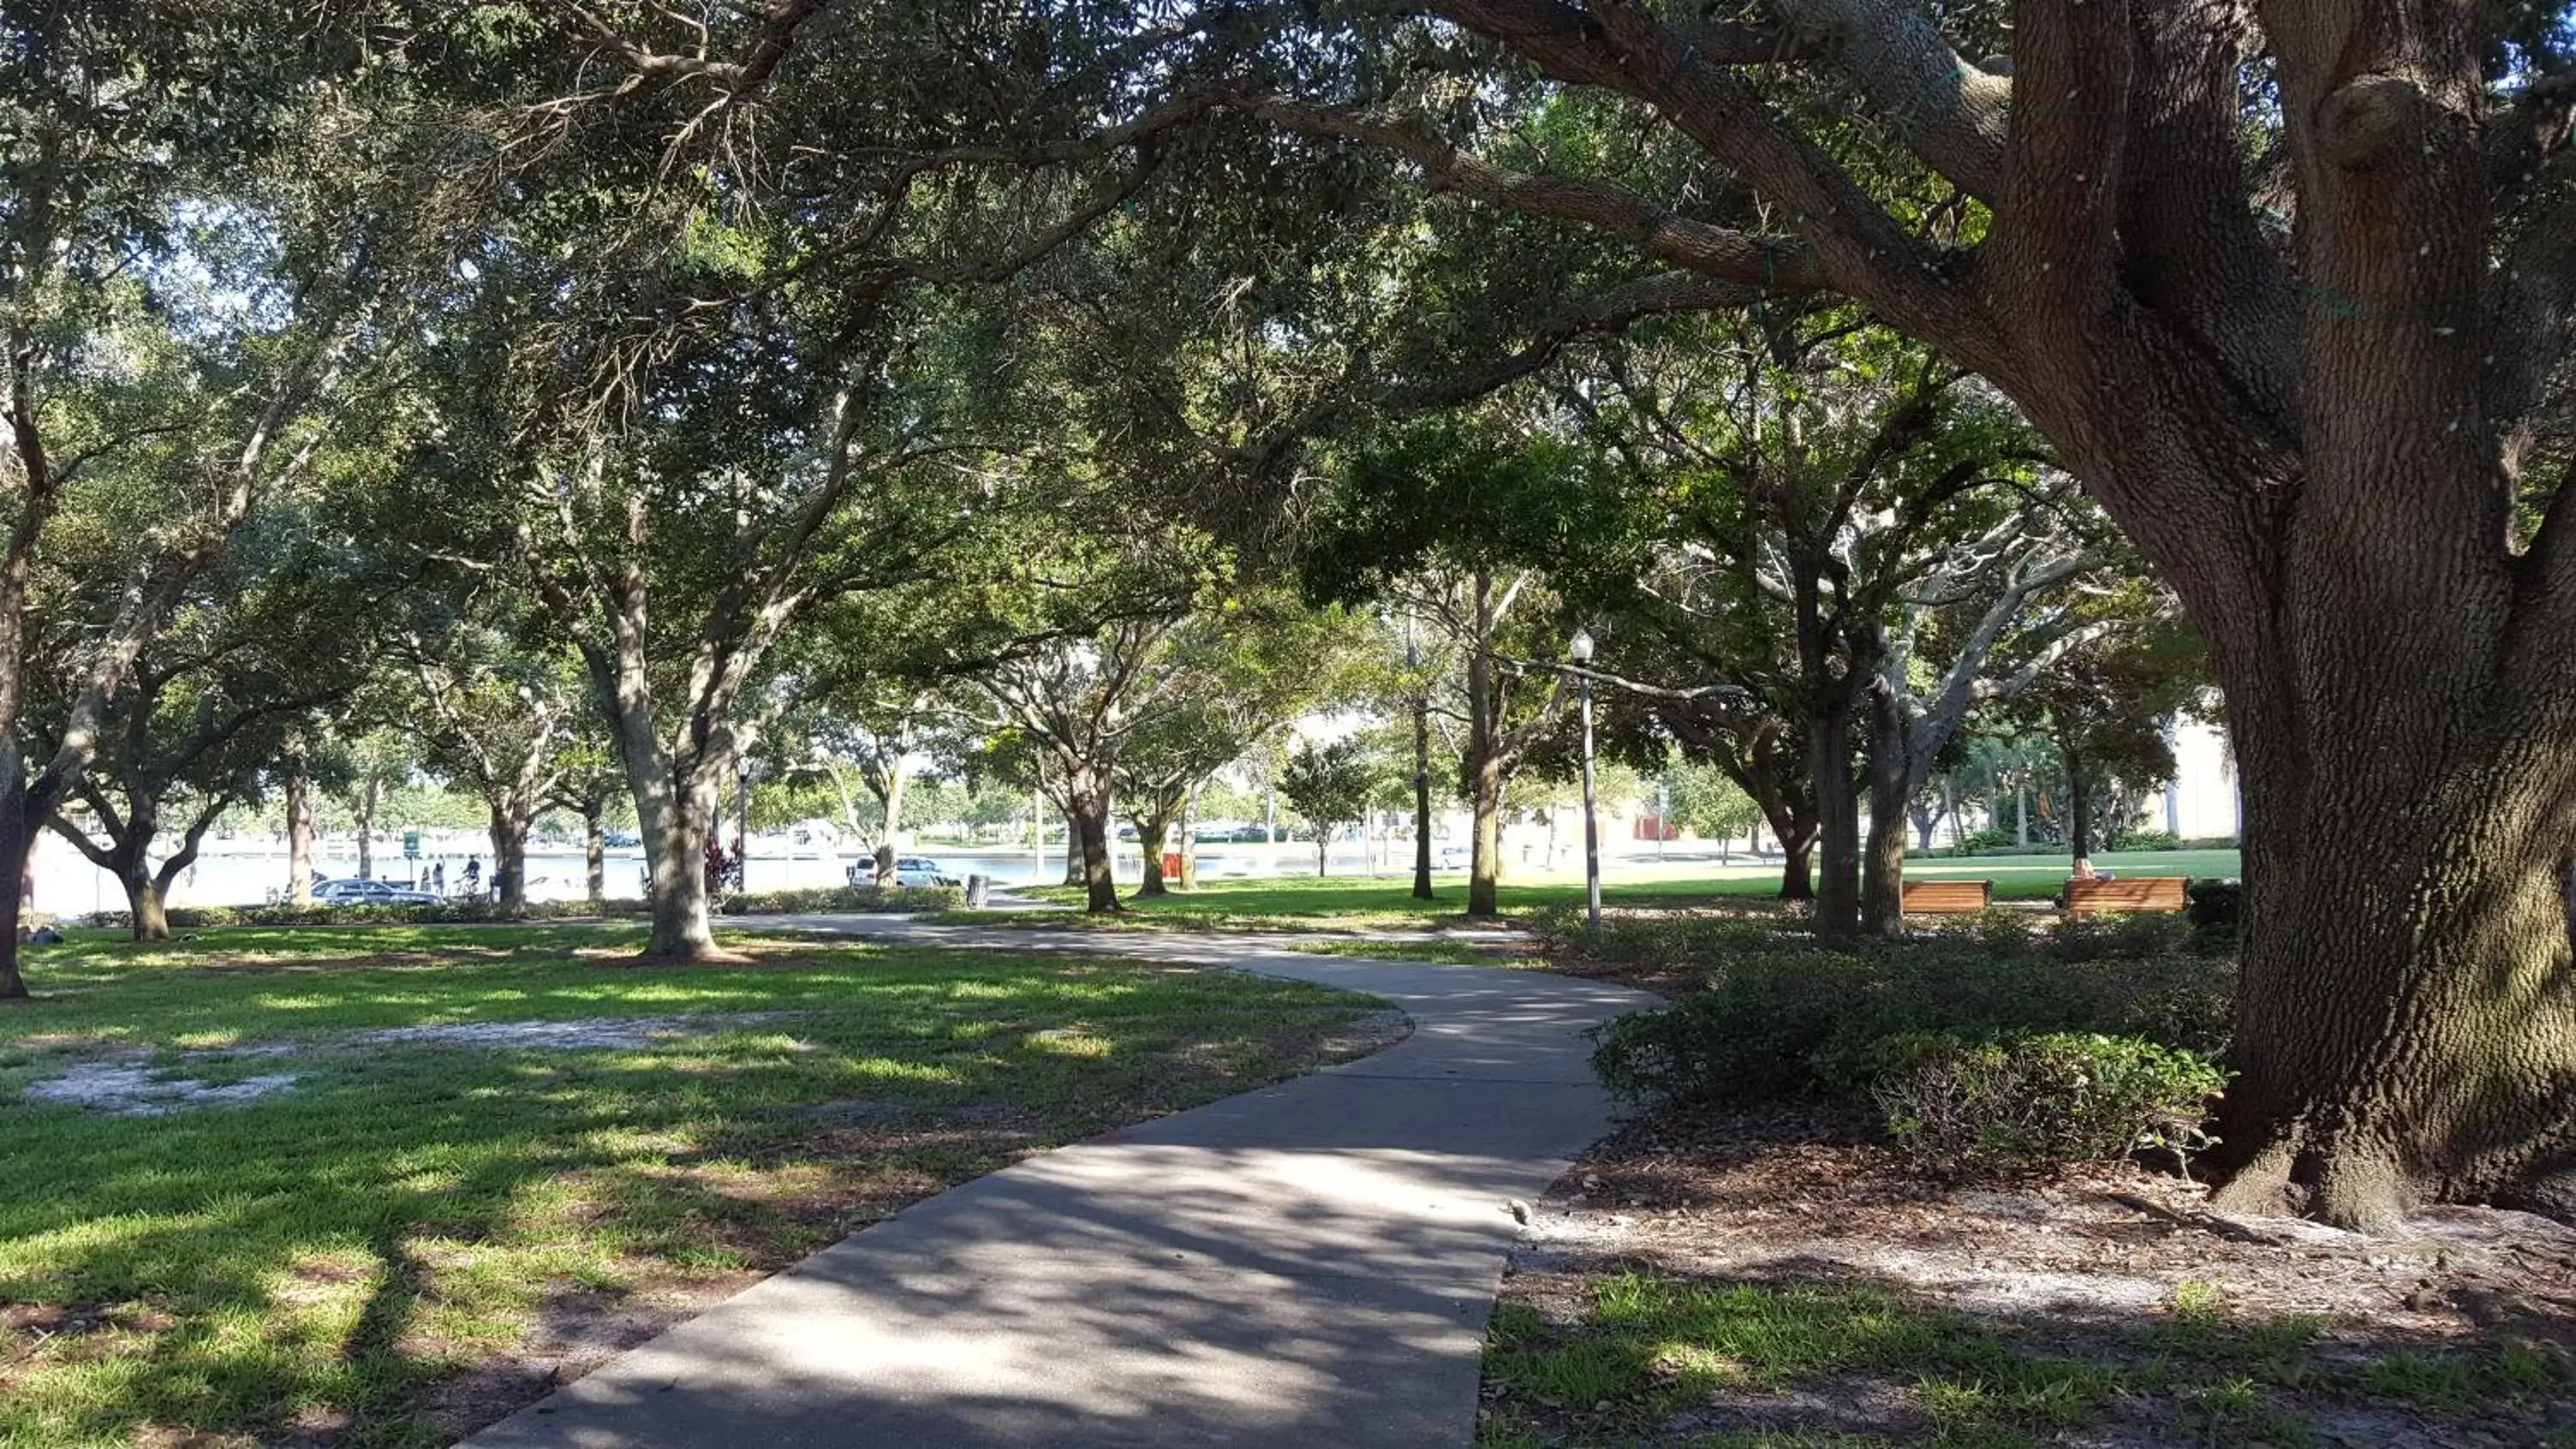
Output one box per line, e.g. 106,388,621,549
1478,1270,2573,1448
0,923,1387,1448
960,848,2243,930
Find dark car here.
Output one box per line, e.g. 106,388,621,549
315,878,440,906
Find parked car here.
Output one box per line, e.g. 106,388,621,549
844,856,957,888
314,878,440,906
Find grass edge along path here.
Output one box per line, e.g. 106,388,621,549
944,848,2243,933
0,923,1393,1449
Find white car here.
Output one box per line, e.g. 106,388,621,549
846,856,957,888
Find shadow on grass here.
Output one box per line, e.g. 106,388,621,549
0,936,1381,1447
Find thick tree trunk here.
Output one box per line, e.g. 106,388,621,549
0,793,31,1000
1467,754,1504,917
1136,814,1170,896
2063,744,2093,860
1070,783,1120,914
641,792,720,958
1061,814,1083,888
1778,831,1815,900
1743,787,1816,900
123,869,169,943
870,765,911,887
285,752,315,906
1316,831,1329,877
356,777,380,881
2211,762,2576,1227
583,800,605,903
1808,707,1862,934
1861,702,1908,937
489,804,530,918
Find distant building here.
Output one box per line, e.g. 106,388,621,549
2163,719,2239,840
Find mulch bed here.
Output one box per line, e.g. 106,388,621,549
1492,1103,2576,1445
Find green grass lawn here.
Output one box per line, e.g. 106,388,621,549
957,848,2242,930
1480,1271,2571,1447
0,923,1383,1448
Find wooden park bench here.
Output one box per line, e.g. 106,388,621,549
1901,879,1994,914
2063,876,2189,915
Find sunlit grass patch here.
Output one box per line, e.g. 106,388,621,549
1479,1268,2573,1447
0,923,1382,1447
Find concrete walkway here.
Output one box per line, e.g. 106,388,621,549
462,918,1657,1448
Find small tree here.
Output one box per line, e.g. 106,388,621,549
1279,740,1377,878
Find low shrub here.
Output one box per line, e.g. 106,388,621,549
1590,946,1880,1106
720,884,963,915
2116,829,2181,851
2186,879,2242,931
1872,1031,2227,1174
2047,910,2194,962
1584,915,2233,1109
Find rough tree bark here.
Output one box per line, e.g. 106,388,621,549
355,774,380,881
284,740,315,906
1064,767,1121,913
1467,752,1504,916
869,761,908,886
1133,808,1174,896
2063,743,2095,862
1457,566,1563,918
583,797,606,903
1179,790,1200,889
488,802,533,917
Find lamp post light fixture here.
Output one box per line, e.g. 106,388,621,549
1569,627,1601,931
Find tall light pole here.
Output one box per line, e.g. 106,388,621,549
1570,627,1601,931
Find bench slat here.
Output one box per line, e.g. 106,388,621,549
1901,880,1993,914
2064,876,2189,915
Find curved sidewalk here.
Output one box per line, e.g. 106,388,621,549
463,919,1658,1448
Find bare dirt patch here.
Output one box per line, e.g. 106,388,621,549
19,1013,799,1114
21,1061,301,1116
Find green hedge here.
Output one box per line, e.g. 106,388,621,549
1872,1031,2227,1174
1576,910,2235,1176
719,884,963,915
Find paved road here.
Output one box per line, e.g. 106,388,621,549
461,918,1656,1448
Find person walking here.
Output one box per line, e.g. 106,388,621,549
463,857,482,897
432,861,446,896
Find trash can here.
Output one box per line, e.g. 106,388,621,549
1162,852,1182,879
965,874,989,908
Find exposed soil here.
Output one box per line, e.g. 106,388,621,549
21,1061,303,1116
1492,1104,2576,1445
18,1013,799,1115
